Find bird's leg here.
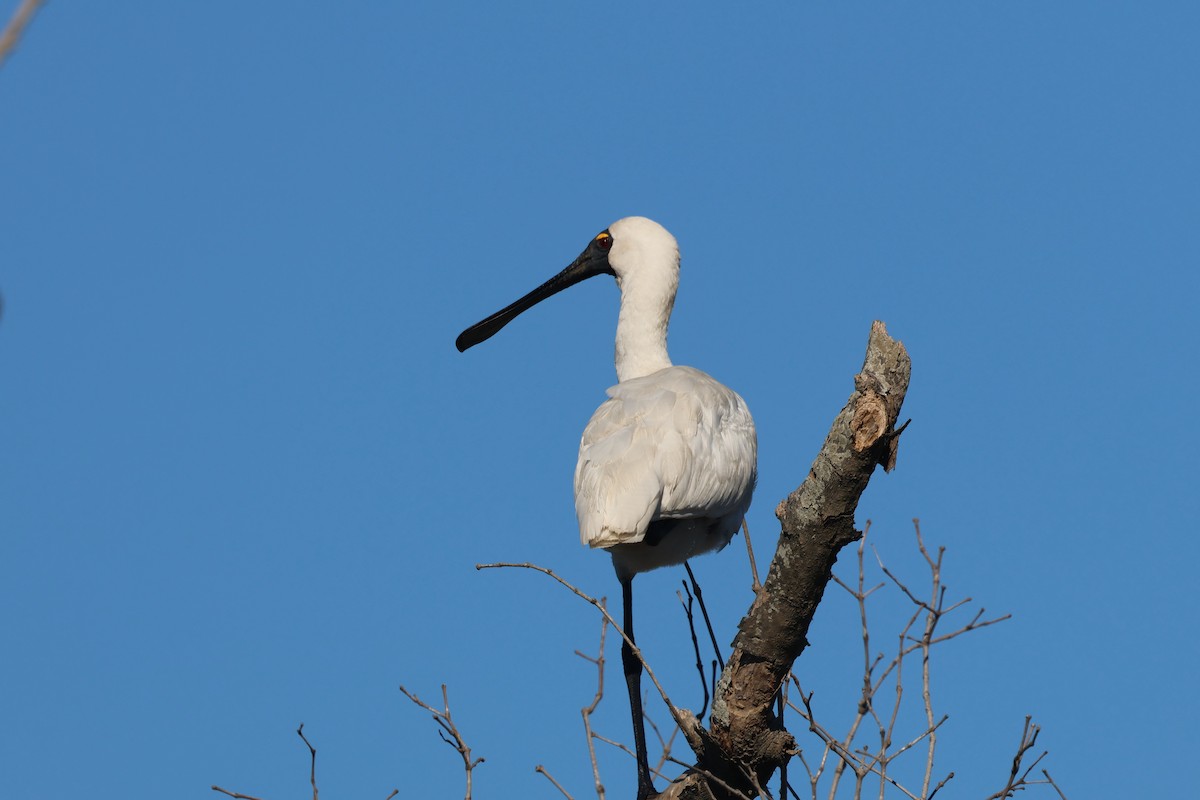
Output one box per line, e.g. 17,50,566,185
683,560,725,667
621,576,656,800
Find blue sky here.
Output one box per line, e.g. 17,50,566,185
1,2,1196,798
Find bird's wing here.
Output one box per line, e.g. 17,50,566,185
574,366,756,549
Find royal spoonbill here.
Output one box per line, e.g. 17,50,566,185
456,216,757,800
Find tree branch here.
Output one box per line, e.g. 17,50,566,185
296,724,319,800
475,560,701,754
577,605,610,800
399,684,483,800
663,321,911,798
0,0,45,70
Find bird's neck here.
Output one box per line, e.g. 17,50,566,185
613,275,675,383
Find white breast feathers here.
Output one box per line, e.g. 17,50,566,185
573,365,757,553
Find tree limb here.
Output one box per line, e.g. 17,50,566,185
0,0,45,70
662,321,911,798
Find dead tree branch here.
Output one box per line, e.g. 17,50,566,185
419,320,1060,799
296,725,319,800
577,605,610,800
983,717,1062,800
537,765,577,799
212,787,266,800
0,0,44,70
399,684,484,800
743,520,763,593
475,560,703,756
660,320,911,798
779,519,1023,800
211,724,329,800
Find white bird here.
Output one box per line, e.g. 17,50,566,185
456,216,757,800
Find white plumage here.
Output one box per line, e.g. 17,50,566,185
575,365,756,578
570,217,756,583
456,215,756,800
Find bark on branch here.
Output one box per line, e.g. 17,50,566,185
661,320,911,798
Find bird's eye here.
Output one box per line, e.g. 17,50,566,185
595,232,613,251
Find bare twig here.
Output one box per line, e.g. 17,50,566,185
211,788,266,800
984,716,1051,800
795,688,922,800
792,745,817,800
576,604,609,800
644,706,681,775
476,561,690,739
701,321,910,800
663,756,758,800
777,689,789,800
916,524,940,798
0,0,44,69
748,765,777,800
296,725,318,800
1042,769,1070,799
780,521,1058,800
823,528,877,800
210,723,322,800
399,684,484,800
592,732,674,784
926,770,954,799
536,765,576,800
742,518,762,593
592,732,636,758
888,714,948,762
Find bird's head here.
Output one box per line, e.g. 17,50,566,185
605,217,679,284
455,216,678,353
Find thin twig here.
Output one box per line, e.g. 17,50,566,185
592,733,672,783
747,765,777,800
592,732,636,758
536,765,576,800
984,716,1049,800
644,705,680,774
823,527,875,800
786,522,1048,800
916,522,940,799
399,684,484,800
742,518,762,593
926,770,955,799
577,604,609,800
1042,769,1070,799
476,562,688,736
210,723,321,800
795,687,922,800
777,688,789,800
888,714,948,762
926,613,1012,645
663,756,758,800
0,0,44,69
296,725,318,800
211,788,266,800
